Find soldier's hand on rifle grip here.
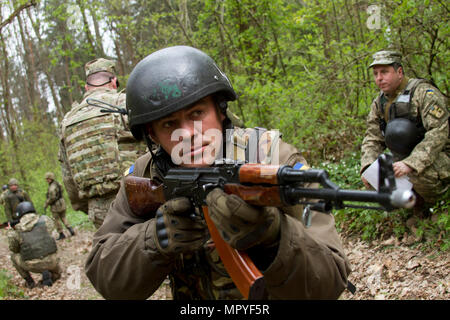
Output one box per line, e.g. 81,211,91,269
153,197,208,257
205,188,281,251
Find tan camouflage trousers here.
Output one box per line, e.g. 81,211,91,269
409,164,449,203
88,194,116,229
10,252,62,282
51,209,71,233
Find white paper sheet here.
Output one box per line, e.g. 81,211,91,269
362,158,413,191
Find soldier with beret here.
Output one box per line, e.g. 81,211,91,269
361,50,449,218
59,58,147,228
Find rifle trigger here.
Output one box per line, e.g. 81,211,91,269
302,205,312,228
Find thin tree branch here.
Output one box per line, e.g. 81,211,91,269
0,0,37,31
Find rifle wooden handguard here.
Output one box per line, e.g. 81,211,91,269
202,206,265,299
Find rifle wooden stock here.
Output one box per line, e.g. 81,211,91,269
124,175,266,299
125,176,165,216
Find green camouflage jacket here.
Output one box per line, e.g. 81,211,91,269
45,180,66,213
4,189,32,222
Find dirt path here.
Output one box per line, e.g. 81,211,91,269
1,228,448,300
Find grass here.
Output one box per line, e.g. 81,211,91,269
65,208,96,231
0,269,25,299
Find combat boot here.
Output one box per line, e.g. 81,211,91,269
57,232,66,240
24,275,36,289
41,270,53,287
68,226,75,236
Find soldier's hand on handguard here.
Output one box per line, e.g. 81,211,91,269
153,197,208,257
206,188,281,251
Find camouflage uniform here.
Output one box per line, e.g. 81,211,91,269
59,58,147,228
361,51,449,203
7,213,61,283
3,181,32,223
44,174,72,234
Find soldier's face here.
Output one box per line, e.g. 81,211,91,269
147,95,226,167
9,185,18,192
372,65,403,95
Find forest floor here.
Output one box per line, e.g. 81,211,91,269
0,227,448,300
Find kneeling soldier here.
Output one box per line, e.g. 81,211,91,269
7,201,62,288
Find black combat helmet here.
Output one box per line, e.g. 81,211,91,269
126,45,237,140
385,118,423,159
13,201,36,220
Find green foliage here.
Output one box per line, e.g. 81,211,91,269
319,154,449,251
0,269,25,299
66,208,95,231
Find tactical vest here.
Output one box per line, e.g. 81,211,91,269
61,91,146,199
19,217,57,261
378,78,430,138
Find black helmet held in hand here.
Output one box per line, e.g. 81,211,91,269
126,45,237,140
14,201,36,220
385,118,424,159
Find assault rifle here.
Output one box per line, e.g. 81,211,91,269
124,154,415,299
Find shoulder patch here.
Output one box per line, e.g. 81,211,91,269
293,162,310,170
426,89,434,95
123,164,135,176
429,105,445,119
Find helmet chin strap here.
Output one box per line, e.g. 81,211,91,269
86,77,116,87
141,127,175,176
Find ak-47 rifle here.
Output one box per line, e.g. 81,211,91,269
124,154,415,300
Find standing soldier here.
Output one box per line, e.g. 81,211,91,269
3,178,33,227
44,172,75,240
0,185,8,223
59,58,147,229
0,184,7,206
0,184,7,203
7,201,61,289
361,50,449,218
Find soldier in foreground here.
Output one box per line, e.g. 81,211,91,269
7,202,61,288
44,172,75,240
85,46,351,299
360,50,449,218
59,58,147,228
